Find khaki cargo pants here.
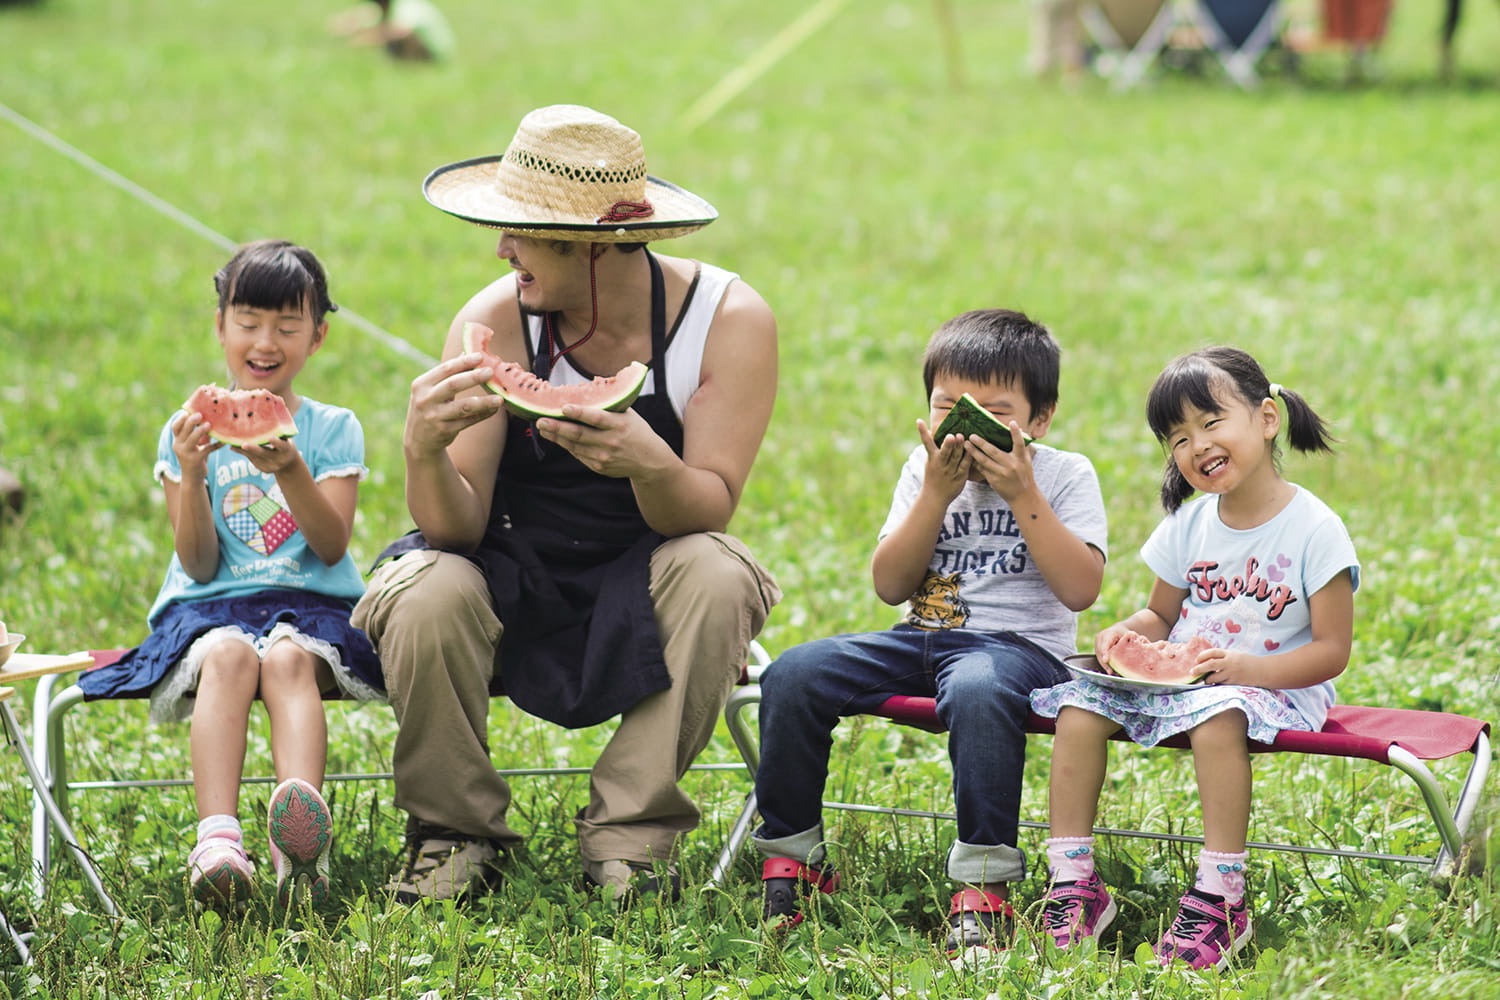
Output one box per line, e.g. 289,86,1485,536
352,532,779,866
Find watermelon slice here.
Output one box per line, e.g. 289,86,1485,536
183,385,298,449
933,393,1034,452
1106,633,1215,684
461,321,648,420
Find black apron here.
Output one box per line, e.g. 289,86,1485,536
377,253,687,728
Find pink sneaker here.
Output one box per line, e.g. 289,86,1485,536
267,778,333,907
188,830,255,910
1041,872,1118,949
1155,888,1253,970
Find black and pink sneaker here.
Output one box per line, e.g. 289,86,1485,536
1042,871,1118,949
1155,887,1252,970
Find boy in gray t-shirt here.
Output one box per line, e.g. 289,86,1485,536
751,309,1108,957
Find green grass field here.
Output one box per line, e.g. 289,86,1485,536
2,0,1498,996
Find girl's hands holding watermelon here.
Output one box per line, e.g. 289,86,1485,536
1093,623,1136,668
232,435,303,477
917,418,971,505
169,410,223,483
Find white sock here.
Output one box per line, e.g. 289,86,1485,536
1196,850,1249,903
197,814,242,843
1045,836,1096,883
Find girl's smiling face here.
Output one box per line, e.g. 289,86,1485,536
216,299,325,398
1166,386,1279,497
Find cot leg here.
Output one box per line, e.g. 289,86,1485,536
1387,734,1491,876
1,909,30,965
706,684,765,887
31,676,84,904
708,792,760,888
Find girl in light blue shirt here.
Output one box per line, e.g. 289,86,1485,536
81,241,382,912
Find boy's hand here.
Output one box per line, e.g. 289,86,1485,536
967,420,1034,500
169,410,221,481
917,418,970,504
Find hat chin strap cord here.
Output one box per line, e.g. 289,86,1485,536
543,241,625,369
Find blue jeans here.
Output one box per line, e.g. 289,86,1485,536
752,626,1068,883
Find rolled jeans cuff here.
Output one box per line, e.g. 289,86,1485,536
751,824,827,866
948,840,1026,884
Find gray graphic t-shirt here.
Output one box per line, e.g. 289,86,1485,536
879,444,1108,661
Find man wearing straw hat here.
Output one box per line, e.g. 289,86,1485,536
354,104,781,903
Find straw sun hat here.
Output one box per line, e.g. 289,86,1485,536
422,104,717,243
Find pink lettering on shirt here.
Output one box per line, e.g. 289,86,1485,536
1184,558,1297,620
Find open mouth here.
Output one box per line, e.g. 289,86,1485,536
246,359,280,375
1199,456,1228,478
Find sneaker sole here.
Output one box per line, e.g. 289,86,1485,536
268,781,332,907
948,944,1007,970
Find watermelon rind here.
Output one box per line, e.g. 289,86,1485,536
933,393,1034,452
461,322,649,420
1107,656,1212,685
500,362,649,421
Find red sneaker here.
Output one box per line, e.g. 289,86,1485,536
761,856,840,930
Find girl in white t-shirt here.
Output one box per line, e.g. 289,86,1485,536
1031,346,1358,971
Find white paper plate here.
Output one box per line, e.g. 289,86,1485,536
1062,653,1211,694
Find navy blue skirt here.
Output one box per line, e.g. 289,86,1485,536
79,589,384,708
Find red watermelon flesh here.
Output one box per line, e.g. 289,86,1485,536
1106,633,1214,684
184,385,297,449
460,321,648,420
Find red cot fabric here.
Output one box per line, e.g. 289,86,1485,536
870,695,1488,763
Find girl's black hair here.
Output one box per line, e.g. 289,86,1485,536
1146,346,1334,512
214,239,337,323
922,309,1060,418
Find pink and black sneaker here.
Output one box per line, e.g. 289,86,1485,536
1155,887,1252,970
1041,871,1118,949
946,888,1015,963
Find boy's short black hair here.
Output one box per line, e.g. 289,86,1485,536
922,309,1060,417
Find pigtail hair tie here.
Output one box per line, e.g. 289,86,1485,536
1268,382,1283,400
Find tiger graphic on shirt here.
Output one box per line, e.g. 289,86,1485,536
905,571,969,629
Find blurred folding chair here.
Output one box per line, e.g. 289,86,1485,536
1080,0,1177,89
1193,0,1285,87
3,654,122,965
3,686,33,963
